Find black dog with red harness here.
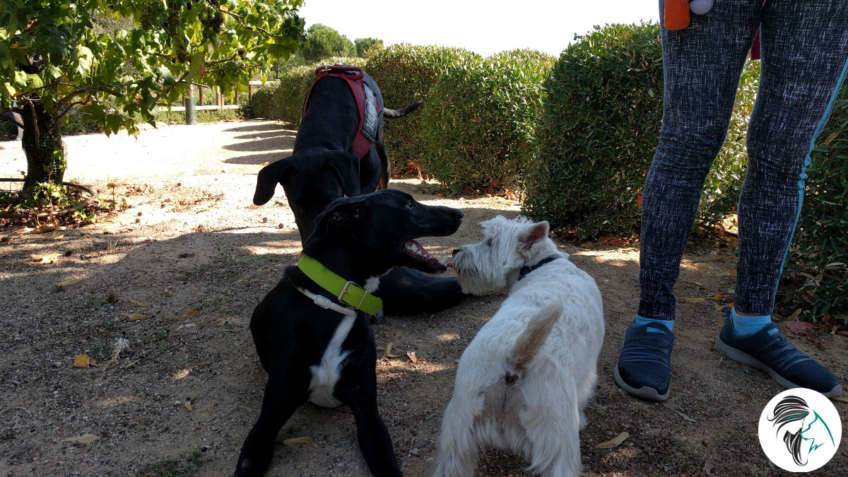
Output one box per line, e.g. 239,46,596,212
252,65,464,316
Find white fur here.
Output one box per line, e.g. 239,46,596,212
308,313,356,408
436,216,605,477
364,276,381,293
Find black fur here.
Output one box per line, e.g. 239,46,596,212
252,71,465,315
235,190,463,476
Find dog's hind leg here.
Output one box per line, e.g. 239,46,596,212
434,397,479,477
376,142,390,190
522,370,581,477
359,146,387,193
235,373,309,477
337,348,402,476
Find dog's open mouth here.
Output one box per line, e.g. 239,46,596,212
402,240,446,273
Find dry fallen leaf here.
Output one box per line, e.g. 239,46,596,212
596,431,630,449
127,313,148,321
31,252,61,264
64,433,98,446
183,398,193,412
73,354,92,368
283,436,314,448
406,351,419,364
384,342,400,359
173,368,191,380
126,298,150,309
679,297,706,304
176,308,201,321
56,277,83,290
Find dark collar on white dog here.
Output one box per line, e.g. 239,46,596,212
518,255,561,281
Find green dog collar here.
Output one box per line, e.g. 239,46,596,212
296,255,383,316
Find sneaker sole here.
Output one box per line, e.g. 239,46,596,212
613,363,670,402
714,336,843,398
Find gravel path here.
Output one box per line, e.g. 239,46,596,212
1,120,845,476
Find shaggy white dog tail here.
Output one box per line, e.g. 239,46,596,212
510,301,562,373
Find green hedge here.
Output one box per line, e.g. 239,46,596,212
250,57,366,125
700,61,759,226
784,83,848,323
524,24,758,238
419,50,554,193
268,64,315,123
366,45,481,176
523,24,664,237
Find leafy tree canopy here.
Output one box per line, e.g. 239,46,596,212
355,37,383,57
300,24,354,62
0,0,304,194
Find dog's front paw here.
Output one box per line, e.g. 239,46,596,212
234,447,273,477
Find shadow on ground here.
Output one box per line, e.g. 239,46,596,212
1,160,846,476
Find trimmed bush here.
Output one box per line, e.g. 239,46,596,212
249,87,276,119
419,50,555,193
250,57,365,124
524,24,664,237
524,24,758,238
268,64,316,124
366,45,481,176
783,83,848,323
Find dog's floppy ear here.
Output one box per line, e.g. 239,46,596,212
322,152,360,197
520,221,550,249
253,157,296,205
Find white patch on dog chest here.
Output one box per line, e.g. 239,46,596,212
308,314,356,408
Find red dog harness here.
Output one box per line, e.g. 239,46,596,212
304,65,381,160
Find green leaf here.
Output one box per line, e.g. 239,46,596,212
76,45,94,76
26,74,44,89
189,52,204,79
157,65,176,86
47,65,63,80
13,70,27,87
2,82,15,97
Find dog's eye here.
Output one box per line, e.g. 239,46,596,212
485,238,493,247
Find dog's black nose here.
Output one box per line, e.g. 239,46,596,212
452,248,460,256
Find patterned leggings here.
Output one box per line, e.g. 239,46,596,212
639,0,848,319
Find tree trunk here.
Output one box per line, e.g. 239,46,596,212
20,99,66,197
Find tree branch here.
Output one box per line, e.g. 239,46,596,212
55,92,94,120
204,1,278,38
56,85,123,108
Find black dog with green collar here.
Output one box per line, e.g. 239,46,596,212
235,190,462,477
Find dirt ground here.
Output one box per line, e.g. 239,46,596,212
1,120,846,477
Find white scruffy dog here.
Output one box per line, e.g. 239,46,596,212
435,216,604,477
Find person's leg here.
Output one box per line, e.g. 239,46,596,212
716,0,848,396
615,0,760,401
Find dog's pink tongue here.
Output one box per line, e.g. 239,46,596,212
404,240,446,271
